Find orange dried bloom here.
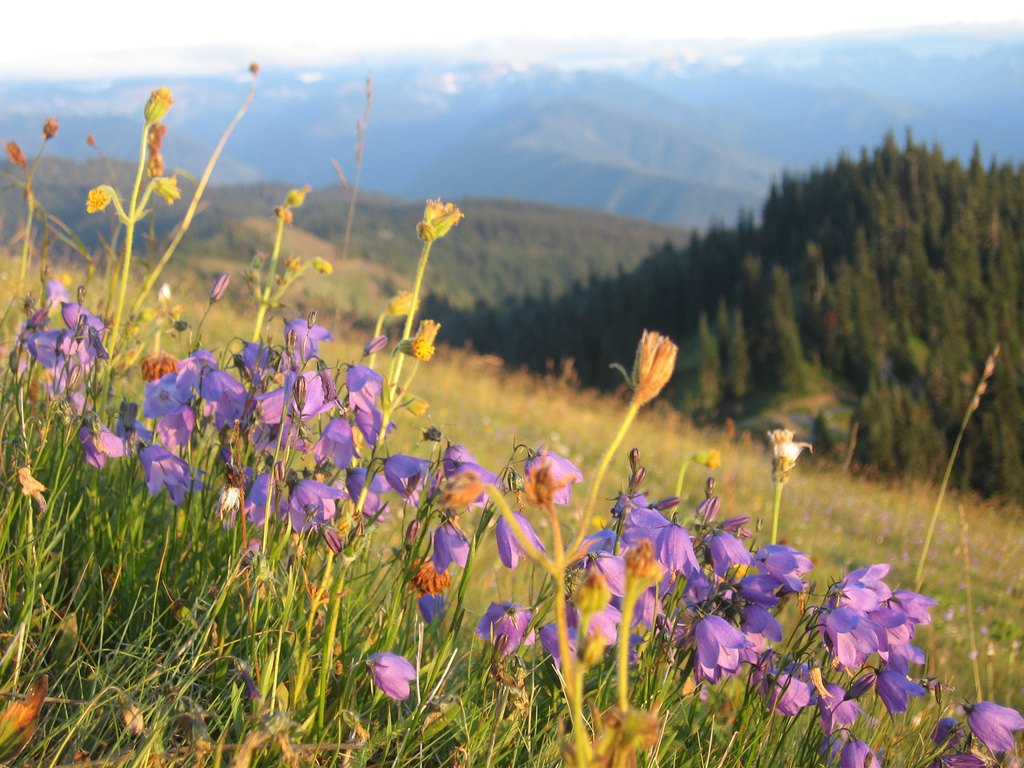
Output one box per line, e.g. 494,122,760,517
6,141,27,172
42,117,59,139
624,539,662,583
86,133,96,147
410,558,451,596
524,456,573,508
140,352,179,382
633,330,678,406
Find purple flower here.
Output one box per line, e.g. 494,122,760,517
363,335,388,356
655,522,700,576
418,594,446,624
348,365,385,445
442,444,499,508
931,717,964,748
874,668,925,716
539,623,576,669
156,406,196,451
384,454,430,505
345,467,390,521
818,682,864,735
200,370,248,430
209,273,230,302
693,615,753,684
475,602,535,657
244,473,272,526
759,665,813,717
315,418,359,469
367,652,416,700
45,279,70,310
755,544,813,593
708,531,755,578
79,421,126,469
836,564,893,613
284,479,347,533
840,739,881,768
285,318,334,365
140,445,199,506
524,450,583,505
432,521,470,573
144,372,192,419
965,701,1024,754
495,511,546,569
821,607,881,670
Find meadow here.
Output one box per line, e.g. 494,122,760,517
1,82,1022,768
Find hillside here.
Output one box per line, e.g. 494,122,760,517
429,134,1024,503
0,156,689,315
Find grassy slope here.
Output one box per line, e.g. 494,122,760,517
311,332,1024,712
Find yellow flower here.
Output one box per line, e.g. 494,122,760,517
385,291,417,316
86,186,112,213
692,449,721,470
406,319,440,361
151,176,180,205
144,87,174,124
416,199,463,241
284,184,311,208
312,257,333,275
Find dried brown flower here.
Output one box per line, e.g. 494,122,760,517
623,539,662,584
17,466,47,512
6,141,27,172
140,351,179,382
42,117,59,139
632,330,678,406
410,558,451,596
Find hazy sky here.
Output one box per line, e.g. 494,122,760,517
6,0,1024,77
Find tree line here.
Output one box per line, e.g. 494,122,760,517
427,133,1024,502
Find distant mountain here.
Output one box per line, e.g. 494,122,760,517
2,26,1020,229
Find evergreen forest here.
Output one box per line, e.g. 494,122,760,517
428,133,1024,503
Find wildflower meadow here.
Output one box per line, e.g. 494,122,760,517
1,78,1023,768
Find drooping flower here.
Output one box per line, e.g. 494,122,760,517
495,511,546,569
693,614,754,684
284,479,347,534
315,418,359,469
79,420,127,469
367,652,416,701
432,520,470,573
475,602,535,657
524,450,583,506
284,317,334,366
874,667,925,717
139,445,199,506
965,701,1024,754
383,454,430,505
839,738,881,768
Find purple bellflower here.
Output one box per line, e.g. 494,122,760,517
495,511,547,569
284,479,347,533
432,520,470,573
840,739,881,768
384,454,431,506
693,614,754,684
475,602,535,657
965,701,1024,754
315,418,359,469
367,652,416,701
140,445,199,506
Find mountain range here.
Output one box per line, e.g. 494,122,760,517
1,25,1021,229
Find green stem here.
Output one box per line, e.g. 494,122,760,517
107,122,152,358
617,584,640,711
250,215,287,342
569,397,642,556
914,399,974,592
130,73,257,316
387,240,432,388
672,457,691,503
770,480,784,546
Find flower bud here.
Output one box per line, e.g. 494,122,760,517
274,461,287,487
405,397,429,416
697,495,721,524
363,335,388,357
416,199,463,242
385,291,417,316
293,376,307,411
312,257,333,275
574,571,612,617
151,176,180,205
144,88,174,124
284,185,311,208
693,450,721,470
629,448,641,474
320,526,344,554
209,273,230,302
578,633,610,668
404,520,421,547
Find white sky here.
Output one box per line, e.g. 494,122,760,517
5,0,1024,78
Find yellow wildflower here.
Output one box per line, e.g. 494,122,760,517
86,186,112,213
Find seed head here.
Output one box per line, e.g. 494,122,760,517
767,429,812,483
624,539,662,584
410,559,451,596
42,117,59,139
417,199,464,241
